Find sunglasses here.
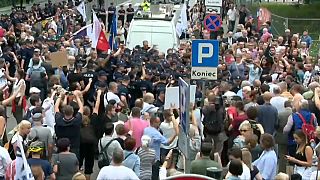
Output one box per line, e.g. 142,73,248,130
240,129,249,132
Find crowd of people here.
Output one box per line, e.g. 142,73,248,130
0,0,319,180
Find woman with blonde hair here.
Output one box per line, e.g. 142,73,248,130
72,172,86,180
8,120,31,159
79,115,96,180
241,148,263,180
5,120,32,179
275,172,289,180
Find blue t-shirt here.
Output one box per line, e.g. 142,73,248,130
27,158,53,178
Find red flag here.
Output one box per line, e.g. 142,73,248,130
96,31,110,51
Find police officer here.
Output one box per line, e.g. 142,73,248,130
107,3,116,33
126,4,134,23
118,5,125,27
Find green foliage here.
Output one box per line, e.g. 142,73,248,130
248,2,320,39
250,2,320,18
310,40,319,58
0,0,12,8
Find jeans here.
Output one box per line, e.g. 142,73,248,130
152,160,161,180
228,20,235,32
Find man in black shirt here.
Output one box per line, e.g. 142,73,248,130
126,4,134,23
91,103,116,139
118,5,125,27
118,75,131,109
54,90,83,160
67,63,84,86
154,89,165,108
107,3,116,33
1,47,16,77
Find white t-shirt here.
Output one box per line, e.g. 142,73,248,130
227,8,236,21
226,162,251,180
0,146,12,177
96,165,139,180
111,121,125,138
0,68,7,89
42,98,55,133
13,78,25,98
160,121,178,149
310,170,320,180
104,92,121,108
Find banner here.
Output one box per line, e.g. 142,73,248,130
15,136,34,180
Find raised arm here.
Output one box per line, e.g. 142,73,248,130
93,89,102,115
54,94,62,113
81,78,92,95
74,90,84,114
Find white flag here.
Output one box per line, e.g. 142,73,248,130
15,136,35,180
91,10,102,48
176,3,188,37
76,1,87,21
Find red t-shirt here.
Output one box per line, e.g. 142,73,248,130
231,113,248,137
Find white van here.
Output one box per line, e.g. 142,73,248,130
126,4,181,53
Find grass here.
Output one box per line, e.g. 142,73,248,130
249,2,320,18
0,0,12,8
310,40,319,58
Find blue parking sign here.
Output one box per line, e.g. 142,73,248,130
192,40,219,67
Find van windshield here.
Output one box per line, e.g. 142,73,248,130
128,22,175,52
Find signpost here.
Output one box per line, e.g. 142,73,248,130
204,0,223,14
203,14,222,32
177,77,191,173
191,40,219,80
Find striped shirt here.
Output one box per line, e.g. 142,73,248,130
137,148,156,180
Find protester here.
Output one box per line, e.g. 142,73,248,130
53,138,79,180
96,150,139,180
190,141,221,176
286,130,313,179
122,137,140,176
253,133,277,180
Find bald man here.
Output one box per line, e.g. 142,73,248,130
141,93,158,114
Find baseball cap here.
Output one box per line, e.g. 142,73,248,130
29,141,45,152
98,70,108,77
96,81,107,88
32,113,43,121
29,87,41,94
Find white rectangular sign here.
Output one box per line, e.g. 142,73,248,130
205,0,223,7
191,67,217,80
164,85,196,110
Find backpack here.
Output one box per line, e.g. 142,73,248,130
202,104,224,135
297,112,316,141
29,66,45,88
97,139,115,169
